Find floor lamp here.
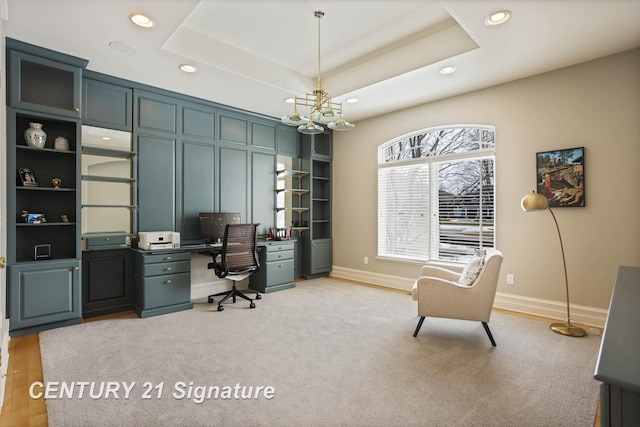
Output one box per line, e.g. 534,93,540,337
520,192,586,337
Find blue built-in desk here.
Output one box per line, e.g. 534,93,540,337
130,239,296,318
132,250,193,318
249,240,295,293
188,239,296,294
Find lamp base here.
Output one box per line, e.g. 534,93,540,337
550,322,587,337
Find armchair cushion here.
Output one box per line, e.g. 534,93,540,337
458,252,485,286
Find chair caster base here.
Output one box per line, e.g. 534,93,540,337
250,302,256,308
217,305,224,311
208,296,214,304
256,294,262,300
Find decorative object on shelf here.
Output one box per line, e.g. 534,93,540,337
34,243,51,260
27,213,46,224
52,178,62,188
61,214,69,223
24,122,47,148
280,11,355,135
19,167,39,186
520,191,586,337
536,147,585,207
268,228,291,240
54,136,69,151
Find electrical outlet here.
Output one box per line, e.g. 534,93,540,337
364,256,369,265
507,274,514,285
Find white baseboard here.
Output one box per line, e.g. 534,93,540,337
331,266,413,291
331,266,608,329
493,292,607,329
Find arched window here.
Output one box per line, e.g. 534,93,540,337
378,125,495,263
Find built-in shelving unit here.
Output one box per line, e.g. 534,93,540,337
6,37,86,335
10,112,81,263
81,125,136,249
276,159,310,236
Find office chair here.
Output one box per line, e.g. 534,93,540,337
206,223,261,311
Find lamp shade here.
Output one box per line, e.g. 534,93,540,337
521,192,549,212
298,120,324,135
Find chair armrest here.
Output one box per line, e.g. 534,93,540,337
411,275,461,300
419,265,461,282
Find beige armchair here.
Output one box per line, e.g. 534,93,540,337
411,248,504,346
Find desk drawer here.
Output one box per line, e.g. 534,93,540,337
265,249,294,262
264,242,294,252
265,259,294,286
142,252,190,264
142,260,190,277
142,272,190,308
85,235,128,249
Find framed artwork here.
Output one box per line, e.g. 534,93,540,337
536,147,585,207
19,167,39,187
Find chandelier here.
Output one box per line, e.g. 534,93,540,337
281,11,355,135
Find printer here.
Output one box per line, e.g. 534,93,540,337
138,231,180,250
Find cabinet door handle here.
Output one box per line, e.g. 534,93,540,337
75,107,80,112
278,264,284,268
166,267,172,271
165,256,172,260
165,279,172,284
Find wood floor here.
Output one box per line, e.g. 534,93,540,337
0,307,601,426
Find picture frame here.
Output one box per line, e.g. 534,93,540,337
536,147,585,207
19,167,39,187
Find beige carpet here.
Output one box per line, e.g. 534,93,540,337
39,278,602,426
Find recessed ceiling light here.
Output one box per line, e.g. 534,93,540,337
440,66,457,75
485,10,511,26
130,13,154,28
109,41,138,55
101,136,112,141
284,98,295,104
179,64,197,73
346,98,358,104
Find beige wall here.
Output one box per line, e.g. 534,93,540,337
332,48,640,310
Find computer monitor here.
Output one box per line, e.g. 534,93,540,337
199,212,241,243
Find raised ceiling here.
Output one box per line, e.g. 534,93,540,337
4,0,640,123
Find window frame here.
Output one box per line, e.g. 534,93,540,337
377,125,496,264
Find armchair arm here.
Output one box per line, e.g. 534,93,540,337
419,265,461,283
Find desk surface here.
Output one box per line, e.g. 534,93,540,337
180,242,222,250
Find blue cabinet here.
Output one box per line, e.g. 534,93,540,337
137,134,177,232
9,260,82,335
82,79,132,131
250,241,295,293
7,39,86,118
277,125,300,157
6,40,84,335
300,144,333,277
133,251,192,318
181,141,215,241
82,249,133,318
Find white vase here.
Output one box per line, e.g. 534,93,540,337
24,122,47,148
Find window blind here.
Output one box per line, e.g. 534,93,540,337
378,163,430,261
